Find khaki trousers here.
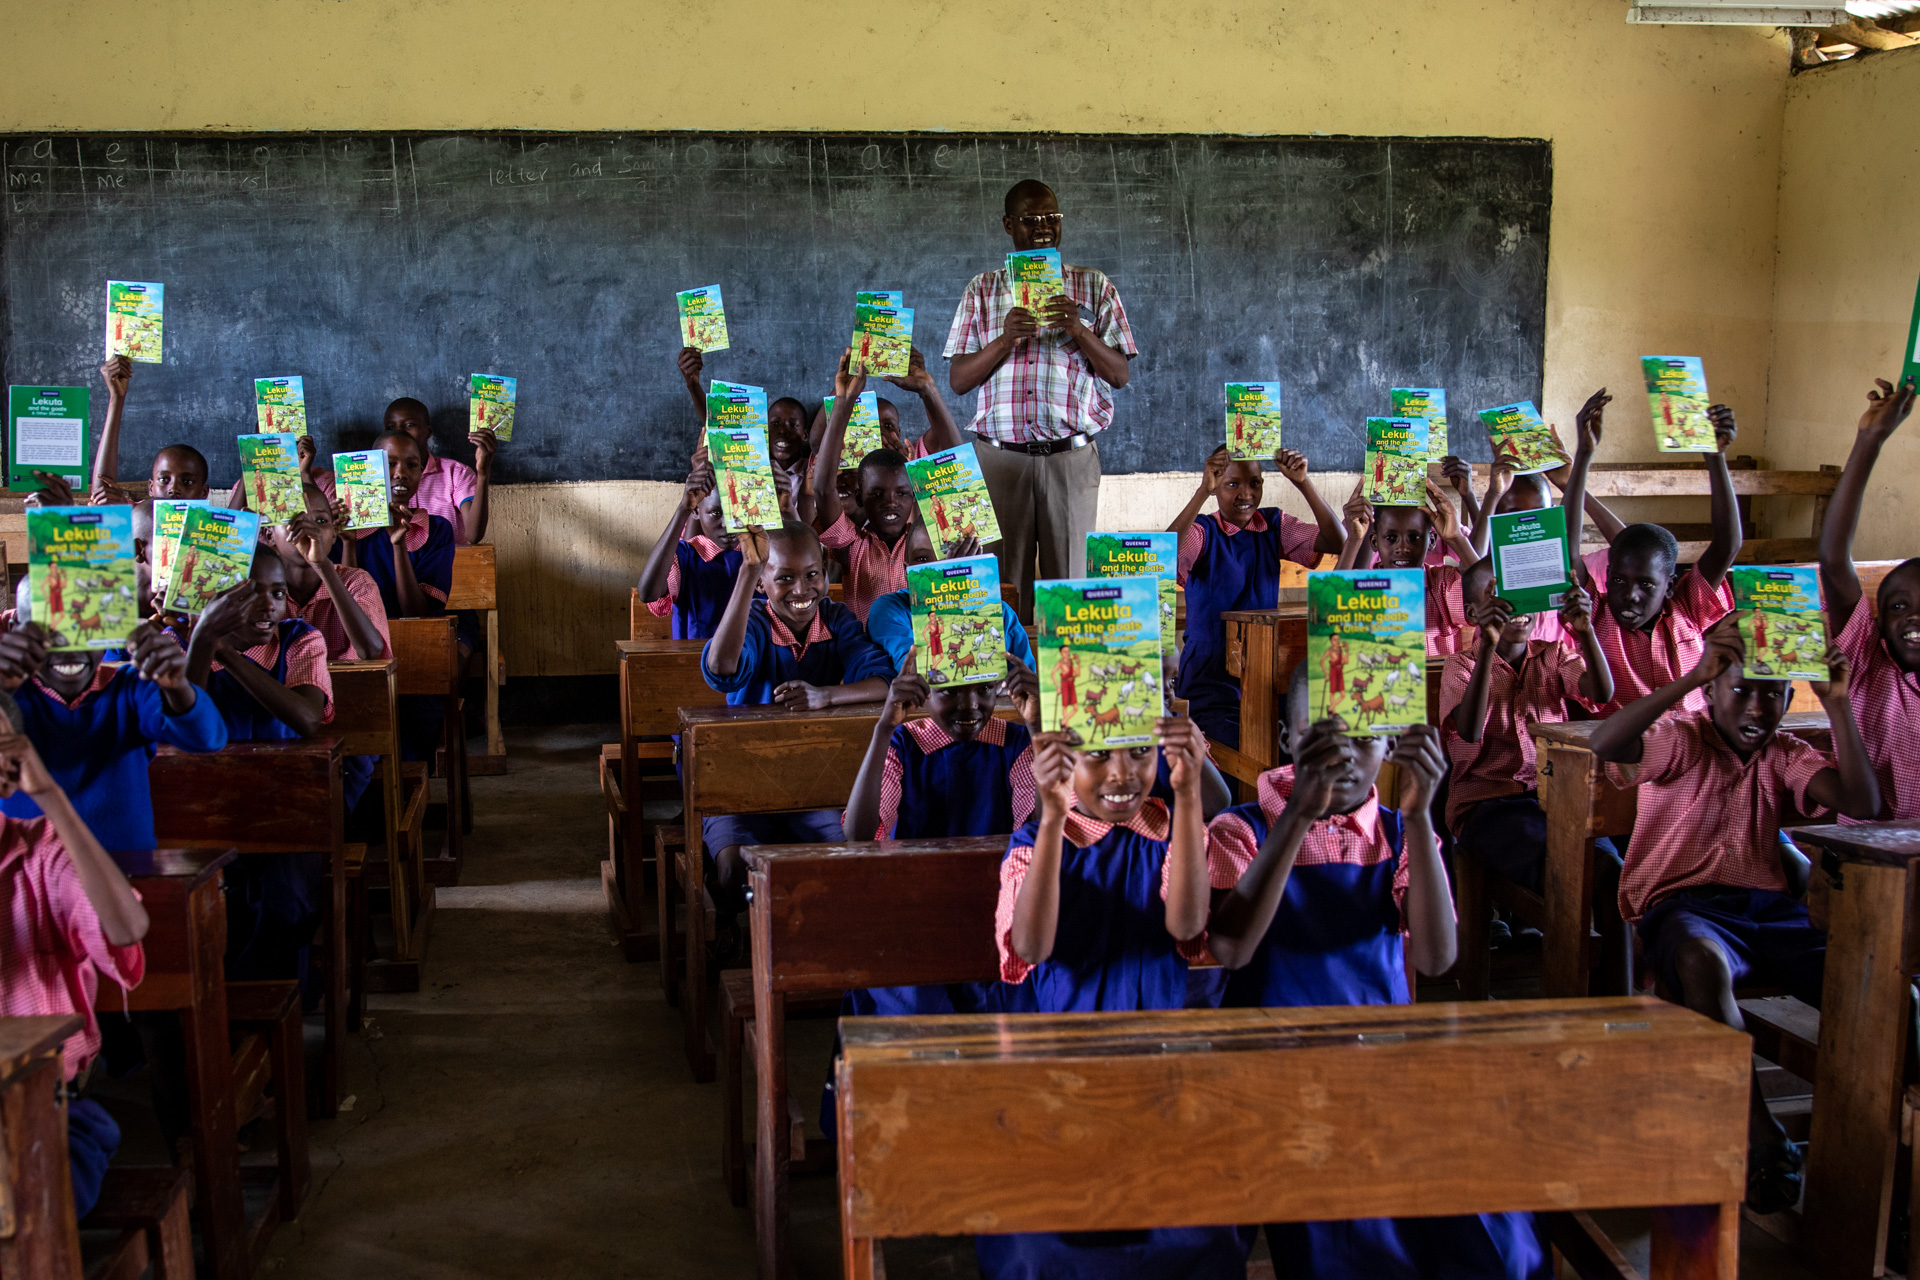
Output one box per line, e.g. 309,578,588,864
971,433,1102,620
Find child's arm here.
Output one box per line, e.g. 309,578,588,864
887,348,963,454
810,352,865,533
183,581,263,687
1557,391,1609,569
703,528,764,679
771,676,890,709
1451,596,1510,745
88,356,131,502
1440,456,1479,533
290,514,387,660
124,620,207,718
1470,463,1513,560
1819,378,1916,626
464,430,496,544
639,471,706,603
382,505,430,617
1694,404,1744,589
1008,733,1074,964
1334,481,1373,571
1158,717,1213,942
845,664,924,842
1273,449,1345,555
1391,725,1456,976
331,500,360,570
1590,614,1741,764
1423,479,1477,565
1543,400,1626,545
7,735,148,945
1167,446,1230,537
678,347,707,424
1560,584,1613,706
1804,646,1882,819
211,644,329,738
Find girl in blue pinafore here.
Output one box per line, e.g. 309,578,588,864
979,720,1247,1280
1205,694,1550,1280
637,472,749,639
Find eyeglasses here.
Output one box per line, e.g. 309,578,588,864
1012,213,1063,227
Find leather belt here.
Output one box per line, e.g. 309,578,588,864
975,432,1091,458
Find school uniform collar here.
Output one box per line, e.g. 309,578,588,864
397,508,433,553
764,599,831,655
685,535,727,562
1257,766,1384,838
905,715,1008,753
1214,510,1269,536
1063,797,1171,847
31,662,119,710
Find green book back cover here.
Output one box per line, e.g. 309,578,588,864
850,304,913,377
823,393,886,469
151,499,209,597
1391,387,1448,458
1032,576,1162,749
27,507,136,651
253,376,308,436
1005,249,1066,319
470,374,516,442
7,386,89,493
1729,566,1826,681
1308,569,1426,735
104,281,163,363
1363,417,1428,506
1085,531,1179,644
1478,401,1570,475
237,433,305,527
162,508,261,616
705,427,781,531
1642,356,1716,453
677,285,730,352
1224,382,1282,461
908,555,1008,687
907,443,1002,558
334,449,392,531
1489,506,1571,615
1904,270,1920,390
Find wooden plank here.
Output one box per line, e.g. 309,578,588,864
327,659,415,960
389,617,460,696
0,1016,85,1280
1579,470,1838,498
446,544,497,610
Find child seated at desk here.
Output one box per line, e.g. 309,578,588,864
813,357,916,623
338,429,455,623
0,694,148,1219
376,396,495,547
637,462,745,640
1168,444,1344,748
1588,615,1877,1211
85,356,213,511
266,491,391,661
985,717,1241,1278
1337,479,1484,657
184,553,334,743
1205,665,1551,1279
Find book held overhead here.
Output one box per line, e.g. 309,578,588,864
1642,356,1715,453
1308,569,1426,735
7,386,88,493
1033,575,1162,749
677,285,730,352
908,555,1007,687
1224,381,1283,461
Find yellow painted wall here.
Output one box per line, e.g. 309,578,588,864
1767,50,1920,563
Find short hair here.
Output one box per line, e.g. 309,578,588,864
155,443,208,474
0,688,21,733
385,397,430,420
252,545,285,572
1510,473,1552,505
1613,523,1680,574
858,448,909,476
765,520,821,558
375,428,425,462
1879,558,1920,609
769,396,807,419
1005,178,1056,215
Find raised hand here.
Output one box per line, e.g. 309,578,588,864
100,355,131,401
1558,583,1595,636
1389,725,1447,815
833,348,868,400
1274,448,1309,485
884,346,936,395
1422,479,1462,542
1471,593,1516,649
677,346,704,389
1031,732,1078,819
1289,721,1357,821
1001,654,1041,729
0,624,49,689
469,427,499,472
1810,644,1852,703
881,655,929,728
1707,403,1738,454
1575,388,1611,456
737,525,768,568
127,620,192,690
1859,377,1918,441
1155,716,1210,794
1439,455,1474,498
1200,445,1231,495
1693,614,1745,684
1340,478,1372,539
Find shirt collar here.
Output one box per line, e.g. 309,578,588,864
686,535,727,562
905,715,1008,753
1214,509,1269,536
399,507,432,552
1258,766,1383,838
1062,797,1171,847
31,662,118,710
764,599,831,652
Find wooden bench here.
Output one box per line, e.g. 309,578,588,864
449,543,505,771
78,1168,194,1280
739,835,1005,1280
835,997,1750,1278
391,616,468,886
0,1014,86,1279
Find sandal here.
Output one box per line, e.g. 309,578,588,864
1745,1137,1804,1215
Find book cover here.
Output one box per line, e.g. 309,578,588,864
333,449,393,531
1391,387,1448,458
850,303,914,377
163,507,261,616
150,499,210,598
823,392,886,469
470,374,516,442
104,281,163,363
27,507,136,651
706,379,768,433
907,442,1002,558
704,426,781,531
1224,381,1283,461
1308,569,1427,736
1478,401,1570,475
677,285,730,352
855,290,904,308
7,386,89,494
1362,417,1429,506
1641,356,1716,453
236,433,305,527
1489,506,1571,616
1729,566,1827,681
253,376,308,436
1005,248,1066,319
1032,576,1163,749
1086,531,1179,644
1905,271,1920,390
908,554,1008,687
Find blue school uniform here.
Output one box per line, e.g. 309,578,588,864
351,511,456,760
1211,769,1551,1280
207,618,323,742
1176,509,1316,750
977,800,1247,1280
700,597,894,707
863,587,1035,674
2,668,228,858
665,538,746,639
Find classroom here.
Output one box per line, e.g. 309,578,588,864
0,1,1917,1277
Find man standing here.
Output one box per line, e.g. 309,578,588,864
945,179,1137,615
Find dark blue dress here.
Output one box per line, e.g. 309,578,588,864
1176,510,1292,751
349,515,456,761
667,540,745,639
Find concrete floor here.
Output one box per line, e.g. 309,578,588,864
255,723,1829,1280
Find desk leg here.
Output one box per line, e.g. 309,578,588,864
485,609,505,759
682,830,715,1082
1239,624,1277,776
182,883,246,1280
1804,859,1907,1277
321,842,346,1117
1648,1203,1738,1280
1539,745,1596,999
753,985,790,1280
0,1051,83,1280
836,1056,879,1280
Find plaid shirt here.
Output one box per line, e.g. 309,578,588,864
870,717,1039,840
1438,640,1587,830
295,567,391,661
1175,509,1321,586
414,455,479,547
1206,768,1423,922
943,264,1138,443
645,535,729,618
819,514,910,624
1834,602,1920,822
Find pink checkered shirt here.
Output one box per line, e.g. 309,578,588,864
943,264,1138,443
1424,564,1473,657
0,816,145,1081
1578,548,1732,717
1438,640,1587,830
32,664,119,709
766,600,831,659
296,567,391,661
868,717,1038,840
645,535,729,618
1834,602,1920,822
1605,712,1832,921
215,628,335,721
996,798,1179,983
1175,509,1321,586
819,514,909,624
413,455,478,547
389,509,449,608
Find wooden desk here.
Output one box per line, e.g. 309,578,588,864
150,740,348,1116
0,1015,85,1280
1782,822,1920,1278
1217,602,1308,786
743,836,1004,1280
448,543,505,767
328,658,427,981
836,997,1747,1278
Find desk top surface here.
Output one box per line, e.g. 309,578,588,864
0,1015,84,1078
618,638,707,656
1532,710,1830,749
1790,822,1920,866
122,847,237,885
681,700,1021,731
1219,602,1309,626
744,835,1007,871
154,738,343,762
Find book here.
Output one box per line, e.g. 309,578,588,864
470,374,516,442
1032,576,1163,749
908,555,1008,687
1005,248,1066,322
1488,506,1571,615
150,499,210,599
1905,270,1920,390
706,379,768,433
236,433,305,527
1729,566,1827,681
7,386,89,494
162,507,261,616
907,442,1002,558
104,281,163,363
1224,382,1283,461
1478,401,1569,475
1307,569,1427,736
1362,417,1429,506
850,303,913,377
1085,531,1179,644
704,426,781,531
253,377,308,436
855,290,904,308
1391,387,1448,459
333,449,393,531
677,285,730,352
1641,356,1716,453
27,506,136,651
823,392,886,469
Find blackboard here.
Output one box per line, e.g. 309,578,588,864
0,133,1550,485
